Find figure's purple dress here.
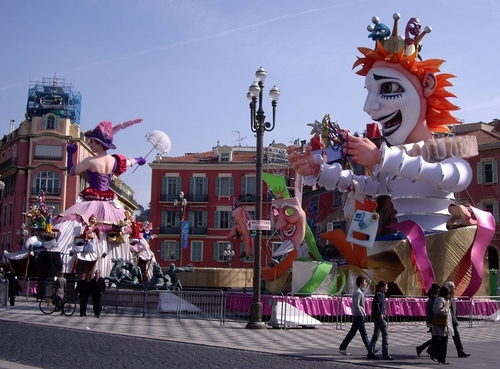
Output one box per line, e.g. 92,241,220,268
51,157,154,278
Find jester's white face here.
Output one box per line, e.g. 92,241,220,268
363,62,426,145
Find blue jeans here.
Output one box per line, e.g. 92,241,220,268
339,315,371,352
370,318,389,356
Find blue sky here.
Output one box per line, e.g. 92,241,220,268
1,0,499,207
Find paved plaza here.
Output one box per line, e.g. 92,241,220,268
0,299,499,368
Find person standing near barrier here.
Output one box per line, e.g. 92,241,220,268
75,273,90,317
53,271,67,314
445,281,470,358
431,285,453,365
338,275,372,356
367,281,395,360
90,269,106,318
416,283,440,357
0,267,6,307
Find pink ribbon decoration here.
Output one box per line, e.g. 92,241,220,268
387,220,435,293
461,206,495,297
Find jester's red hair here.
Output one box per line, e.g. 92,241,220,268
353,41,460,132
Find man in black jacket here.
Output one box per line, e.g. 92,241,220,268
90,270,106,318
368,281,395,360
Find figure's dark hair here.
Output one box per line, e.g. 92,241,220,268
356,276,366,287
377,280,388,289
438,285,450,298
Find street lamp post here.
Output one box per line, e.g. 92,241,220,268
174,191,188,267
223,243,235,268
246,67,280,329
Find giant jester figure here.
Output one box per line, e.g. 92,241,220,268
288,13,495,297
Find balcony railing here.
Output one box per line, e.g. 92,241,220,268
159,226,207,235
32,187,61,196
188,194,208,202
0,157,18,172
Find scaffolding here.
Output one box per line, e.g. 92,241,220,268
26,76,82,124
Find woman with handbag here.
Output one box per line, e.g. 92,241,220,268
431,286,454,365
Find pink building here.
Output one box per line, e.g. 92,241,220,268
0,77,138,264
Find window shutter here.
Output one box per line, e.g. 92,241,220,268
213,242,219,260
230,177,234,195
242,177,247,197
176,177,182,192
476,162,483,184
190,177,195,194
202,211,207,227
215,177,220,196
203,177,208,194
42,116,47,129
477,202,483,210
162,177,167,196
494,201,499,223
214,211,220,228
493,161,498,183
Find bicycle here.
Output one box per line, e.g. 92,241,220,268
39,294,76,316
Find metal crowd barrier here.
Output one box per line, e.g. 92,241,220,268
7,279,500,329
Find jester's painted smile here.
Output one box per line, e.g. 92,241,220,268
378,110,402,137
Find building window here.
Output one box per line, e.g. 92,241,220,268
238,242,254,262
189,177,208,202
34,145,63,160
42,115,58,130
7,232,11,252
477,161,498,184
479,201,499,223
33,171,60,195
333,189,343,207
188,211,207,234
8,203,13,224
215,177,234,197
191,241,203,261
214,241,231,262
161,240,178,260
161,210,179,234
220,153,230,162
161,176,181,202
214,210,233,229
45,202,60,217
241,176,256,202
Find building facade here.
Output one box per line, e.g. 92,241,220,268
148,143,289,269
453,120,500,270
0,77,139,259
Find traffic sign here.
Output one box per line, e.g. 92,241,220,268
247,220,271,230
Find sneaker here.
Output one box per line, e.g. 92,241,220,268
374,347,381,354
338,349,351,356
416,346,423,357
383,355,395,360
367,354,379,360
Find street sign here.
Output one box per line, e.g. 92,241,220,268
247,220,271,230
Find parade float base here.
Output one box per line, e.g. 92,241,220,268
178,268,253,289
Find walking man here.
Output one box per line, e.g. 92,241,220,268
368,281,395,360
338,275,372,356
445,281,470,358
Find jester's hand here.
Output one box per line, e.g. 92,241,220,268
67,143,77,155
286,145,320,177
135,157,146,166
342,132,381,168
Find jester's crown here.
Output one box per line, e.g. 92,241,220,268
367,13,431,57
